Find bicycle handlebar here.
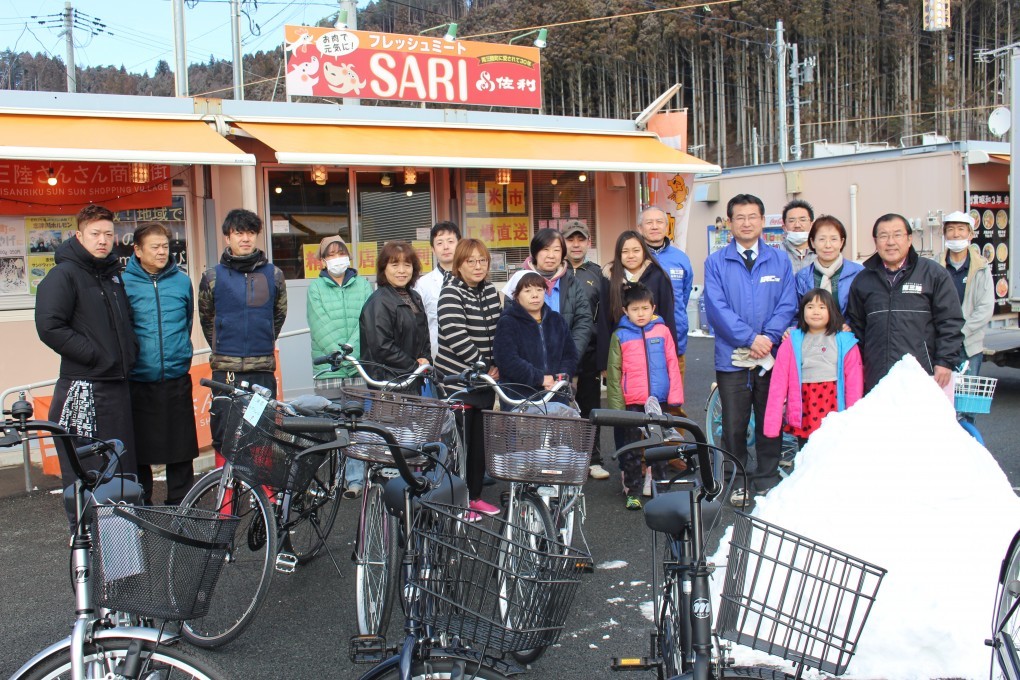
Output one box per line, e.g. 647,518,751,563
447,364,569,407
589,408,721,498
314,345,432,391
280,416,336,434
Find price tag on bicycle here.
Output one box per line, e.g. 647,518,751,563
243,392,269,426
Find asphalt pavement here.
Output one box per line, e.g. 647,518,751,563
2,335,1018,679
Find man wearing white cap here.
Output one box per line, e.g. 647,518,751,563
937,211,994,381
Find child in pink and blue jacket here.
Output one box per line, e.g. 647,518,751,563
764,288,863,446
606,283,684,509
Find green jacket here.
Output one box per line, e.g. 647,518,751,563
307,268,373,379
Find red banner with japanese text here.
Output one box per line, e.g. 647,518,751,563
284,25,542,108
0,161,172,216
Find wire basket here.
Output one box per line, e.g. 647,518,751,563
91,504,240,621
340,388,450,465
408,501,589,653
482,410,595,485
220,393,334,491
954,373,997,414
717,512,887,676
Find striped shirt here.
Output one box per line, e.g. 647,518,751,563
436,277,501,378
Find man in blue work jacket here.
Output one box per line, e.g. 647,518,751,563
704,194,797,505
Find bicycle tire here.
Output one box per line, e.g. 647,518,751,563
355,480,400,636
288,450,343,564
179,469,277,648
994,531,1020,679
658,569,686,678
551,486,578,550
19,637,228,680
363,655,513,679
500,490,556,665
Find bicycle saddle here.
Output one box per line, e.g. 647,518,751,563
382,466,469,517
643,490,722,538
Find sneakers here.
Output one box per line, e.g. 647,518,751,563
625,496,643,511
461,510,483,523
469,498,500,516
343,483,363,500
589,464,610,480
730,488,749,505
643,468,653,497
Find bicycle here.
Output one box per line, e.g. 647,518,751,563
592,407,887,680
704,382,799,477
952,365,997,444
281,401,587,679
463,369,595,664
3,395,233,680
178,376,344,648
989,528,1020,680
313,347,452,639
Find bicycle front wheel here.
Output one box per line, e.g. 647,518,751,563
288,450,343,564
363,655,513,680
20,637,227,679
500,490,556,665
994,532,1020,678
355,480,400,636
179,469,278,648
658,573,686,678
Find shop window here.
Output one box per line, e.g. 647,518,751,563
530,169,598,260
0,194,188,311
268,169,352,280
353,170,433,277
461,169,530,283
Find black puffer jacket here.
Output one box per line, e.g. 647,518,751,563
359,285,431,380
35,237,137,381
566,260,603,356
846,247,964,393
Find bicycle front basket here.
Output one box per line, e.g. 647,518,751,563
341,388,449,465
220,392,333,491
409,501,589,653
482,410,595,485
91,504,240,621
717,512,887,676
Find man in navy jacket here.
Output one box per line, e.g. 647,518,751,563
704,194,797,504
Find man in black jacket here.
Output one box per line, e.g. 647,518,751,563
35,204,138,488
562,220,610,480
847,213,964,393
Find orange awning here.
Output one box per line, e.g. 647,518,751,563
236,122,720,175
990,153,1011,164
0,114,255,165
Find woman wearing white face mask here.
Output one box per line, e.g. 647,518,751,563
937,211,994,381
307,235,372,497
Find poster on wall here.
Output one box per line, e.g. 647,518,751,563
0,257,27,293
27,254,55,294
26,215,76,253
707,223,785,256
969,192,1010,314
0,218,26,257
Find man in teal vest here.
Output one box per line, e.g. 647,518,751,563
198,209,287,457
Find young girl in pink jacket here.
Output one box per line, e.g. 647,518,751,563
764,288,864,444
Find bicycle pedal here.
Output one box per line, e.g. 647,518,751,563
611,657,656,671
275,552,298,573
349,634,390,664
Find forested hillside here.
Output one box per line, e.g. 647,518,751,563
1,0,1016,168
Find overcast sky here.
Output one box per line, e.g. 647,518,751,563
0,0,359,75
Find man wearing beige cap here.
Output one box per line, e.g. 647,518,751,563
937,210,994,384
307,234,372,496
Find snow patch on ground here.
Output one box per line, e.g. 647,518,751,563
640,600,655,622
597,560,628,570
709,356,1020,679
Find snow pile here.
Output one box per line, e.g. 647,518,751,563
710,355,1020,679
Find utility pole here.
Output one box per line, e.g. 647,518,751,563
60,1,76,93
340,0,359,106
230,0,243,100
790,43,801,161
776,20,788,162
171,0,188,96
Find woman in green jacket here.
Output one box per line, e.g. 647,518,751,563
307,235,373,497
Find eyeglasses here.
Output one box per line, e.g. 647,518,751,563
786,217,812,224
876,232,909,242
465,258,489,267
730,214,762,225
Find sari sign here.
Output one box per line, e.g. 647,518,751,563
284,25,542,108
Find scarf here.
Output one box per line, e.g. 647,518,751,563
624,259,650,283
814,255,843,294
221,248,266,274
525,257,567,296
